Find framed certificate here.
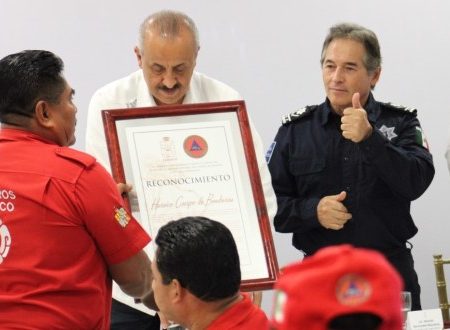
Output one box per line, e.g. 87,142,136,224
102,100,278,290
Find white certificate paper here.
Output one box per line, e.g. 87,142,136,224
125,120,268,280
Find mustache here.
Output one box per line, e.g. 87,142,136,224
158,84,181,92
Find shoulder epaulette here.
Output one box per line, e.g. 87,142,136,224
282,105,318,125
382,102,417,116
54,147,96,168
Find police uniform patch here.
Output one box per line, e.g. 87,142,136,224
335,274,372,306
282,105,318,125
383,102,417,115
265,141,276,164
415,126,430,150
114,207,131,228
378,125,398,140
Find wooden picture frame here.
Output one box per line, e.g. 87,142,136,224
102,100,278,290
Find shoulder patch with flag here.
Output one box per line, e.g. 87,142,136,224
415,126,429,150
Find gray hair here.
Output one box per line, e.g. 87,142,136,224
138,10,199,52
320,22,382,73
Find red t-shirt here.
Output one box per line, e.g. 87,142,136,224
0,129,150,329
207,294,269,330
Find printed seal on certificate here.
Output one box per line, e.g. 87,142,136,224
183,135,208,158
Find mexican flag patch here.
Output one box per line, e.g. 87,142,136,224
415,126,429,150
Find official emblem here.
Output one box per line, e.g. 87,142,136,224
265,141,276,163
415,126,430,150
378,125,397,141
0,218,11,264
183,135,208,158
335,274,372,306
114,207,131,228
160,136,177,161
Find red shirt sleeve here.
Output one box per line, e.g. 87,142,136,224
73,162,150,264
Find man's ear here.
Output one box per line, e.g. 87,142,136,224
192,46,199,67
171,279,185,303
370,67,381,89
134,46,143,69
34,100,52,127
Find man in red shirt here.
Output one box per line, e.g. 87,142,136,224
0,50,154,329
146,217,269,330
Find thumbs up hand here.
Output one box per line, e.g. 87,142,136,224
341,93,373,143
317,191,352,230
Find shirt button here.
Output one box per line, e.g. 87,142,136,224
343,156,349,161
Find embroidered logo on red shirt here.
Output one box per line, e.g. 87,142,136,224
0,218,11,264
114,207,131,228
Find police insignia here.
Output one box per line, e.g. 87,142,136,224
265,141,276,163
282,107,307,124
335,274,372,306
378,125,397,140
114,207,131,228
282,105,317,125
384,102,417,115
415,126,430,150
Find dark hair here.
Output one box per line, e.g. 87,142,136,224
155,216,241,301
0,50,65,124
320,23,381,73
328,313,382,330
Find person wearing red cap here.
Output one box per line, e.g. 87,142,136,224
271,245,403,330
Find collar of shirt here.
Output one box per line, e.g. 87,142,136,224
0,128,55,145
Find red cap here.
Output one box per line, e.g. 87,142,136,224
272,245,403,330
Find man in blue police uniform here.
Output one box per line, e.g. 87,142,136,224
267,23,434,310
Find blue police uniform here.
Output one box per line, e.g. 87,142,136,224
267,93,434,310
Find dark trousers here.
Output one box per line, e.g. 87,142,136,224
384,245,421,311
110,299,160,330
